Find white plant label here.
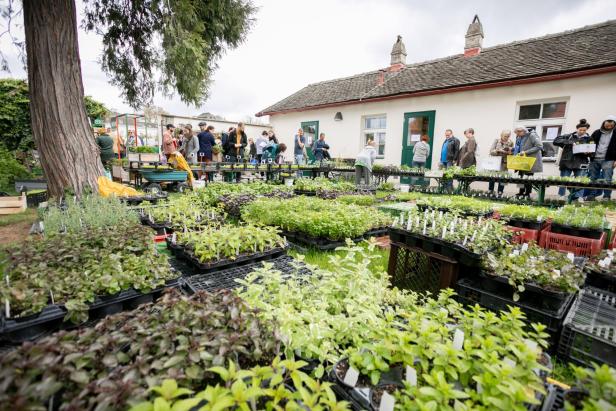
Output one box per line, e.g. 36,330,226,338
476,382,483,394
379,391,395,411
50,290,55,304
343,366,359,387
5,299,9,318
503,357,516,368
567,252,575,262
453,329,465,350
521,243,529,252
39,221,44,232
406,365,417,386
525,339,538,352
171,233,177,243
512,250,520,256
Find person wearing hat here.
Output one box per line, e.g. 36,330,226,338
512,126,543,199
585,115,616,201
162,123,176,159
553,119,592,201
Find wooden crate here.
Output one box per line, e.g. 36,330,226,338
0,194,27,215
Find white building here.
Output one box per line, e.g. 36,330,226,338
257,17,616,173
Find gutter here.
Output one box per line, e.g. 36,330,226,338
255,65,616,117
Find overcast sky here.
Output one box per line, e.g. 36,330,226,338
1,0,614,122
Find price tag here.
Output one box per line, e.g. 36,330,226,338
453,329,465,350
378,391,396,411
343,366,359,387
406,365,417,386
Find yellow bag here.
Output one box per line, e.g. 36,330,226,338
97,176,140,197
507,155,536,172
167,152,194,187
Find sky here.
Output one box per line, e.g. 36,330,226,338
1,0,615,123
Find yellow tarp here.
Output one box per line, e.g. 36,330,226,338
167,152,194,187
98,176,140,197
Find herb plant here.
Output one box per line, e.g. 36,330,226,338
1,225,176,322
0,289,280,410
294,177,356,193
552,205,607,230
497,204,553,222
566,364,616,410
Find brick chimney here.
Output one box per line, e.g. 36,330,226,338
464,15,484,57
390,35,406,69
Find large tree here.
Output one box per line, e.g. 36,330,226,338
3,0,255,197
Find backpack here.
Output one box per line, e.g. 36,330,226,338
261,143,278,163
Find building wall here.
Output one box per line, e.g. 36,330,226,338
268,72,616,173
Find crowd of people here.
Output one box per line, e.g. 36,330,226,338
434,115,616,201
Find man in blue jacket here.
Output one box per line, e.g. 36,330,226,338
313,133,330,162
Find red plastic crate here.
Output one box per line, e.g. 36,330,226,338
506,225,541,244
154,234,169,243
539,229,606,257
610,233,615,250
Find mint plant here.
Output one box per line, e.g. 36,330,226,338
566,364,616,410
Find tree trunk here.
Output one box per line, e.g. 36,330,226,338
23,0,104,199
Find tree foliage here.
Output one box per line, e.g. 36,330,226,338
82,0,256,108
0,79,110,151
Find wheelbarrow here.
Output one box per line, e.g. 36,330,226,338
140,169,189,194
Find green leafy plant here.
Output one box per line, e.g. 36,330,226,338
175,224,286,263
484,243,585,300
0,289,280,410
129,358,349,411
242,196,391,241
497,204,553,222
415,195,493,215
294,177,356,193
0,224,176,322
337,194,376,206
552,205,607,230
128,145,159,153
566,364,616,410
42,194,140,235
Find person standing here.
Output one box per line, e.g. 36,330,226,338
585,115,616,201
411,135,430,186
256,131,269,163
96,129,115,168
227,123,247,162
439,129,460,169
162,124,176,159
487,130,513,197
553,119,592,200
268,130,279,144
354,139,377,186
512,126,543,199
182,124,200,165
313,133,330,162
247,138,257,160
457,128,478,169
198,124,216,180
294,128,306,165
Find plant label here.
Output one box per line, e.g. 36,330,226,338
521,243,528,252
379,391,395,411
453,329,464,350
476,381,483,394
525,339,538,352
566,252,575,262
171,233,177,243
512,250,520,256
503,357,516,368
406,365,417,386
39,221,44,232
343,366,359,387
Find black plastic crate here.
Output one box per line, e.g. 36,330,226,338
280,228,387,251
456,277,574,349
558,287,616,368
25,191,48,207
540,384,566,411
476,272,574,314
183,255,311,293
505,218,547,231
584,268,616,294
549,223,604,240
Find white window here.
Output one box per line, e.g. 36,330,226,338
514,98,568,141
362,115,386,158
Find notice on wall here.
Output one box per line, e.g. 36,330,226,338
410,134,421,142
544,126,560,141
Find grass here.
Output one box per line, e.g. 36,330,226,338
0,208,38,227
551,358,577,387
289,241,390,273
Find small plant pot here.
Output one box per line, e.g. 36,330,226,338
370,383,403,410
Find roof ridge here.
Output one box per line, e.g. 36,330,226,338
306,69,382,86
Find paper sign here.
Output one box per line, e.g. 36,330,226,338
406,366,417,386
544,127,560,141
343,366,360,387
453,329,465,350
410,134,421,142
479,156,503,172
572,143,596,154
379,391,395,411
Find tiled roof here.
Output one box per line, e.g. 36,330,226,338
257,20,616,116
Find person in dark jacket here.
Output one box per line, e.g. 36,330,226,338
553,119,592,200
585,115,616,201
513,127,543,199
313,133,330,162
457,128,478,169
96,131,115,168
227,123,247,162
439,129,460,168
197,123,216,163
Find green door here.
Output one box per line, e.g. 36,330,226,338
401,111,435,184
301,121,319,163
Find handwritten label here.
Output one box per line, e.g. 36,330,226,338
343,366,359,387
406,365,417,386
379,391,396,411
453,329,465,350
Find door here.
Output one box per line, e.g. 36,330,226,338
401,111,435,184
301,121,319,162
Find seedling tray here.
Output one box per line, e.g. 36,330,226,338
477,271,574,314
549,223,604,240
281,227,389,251
182,255,311,293
0,279,179,345
169,243,288,274
389,227,485,267
293,189,318,196
558,286,616,368
584,267,616,293
457,277,574,349
415,204,494,218
506,218,548,231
